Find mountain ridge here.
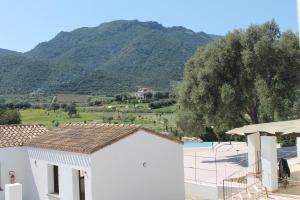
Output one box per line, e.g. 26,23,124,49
0,20,219,95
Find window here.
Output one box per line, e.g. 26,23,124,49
48,165,59,195
53,165,59,194
79,170,85,200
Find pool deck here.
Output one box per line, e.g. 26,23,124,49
184,143,298,186
184,142,248,185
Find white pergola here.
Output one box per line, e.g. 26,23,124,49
226,119,300,192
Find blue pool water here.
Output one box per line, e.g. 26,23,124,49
183,141,215,148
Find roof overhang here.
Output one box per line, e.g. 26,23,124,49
226,119,300,136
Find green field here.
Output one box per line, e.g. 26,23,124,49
20,109,177,132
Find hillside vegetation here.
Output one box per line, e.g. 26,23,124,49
0,20,217,95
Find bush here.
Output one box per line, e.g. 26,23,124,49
149,99,176,109
4,102,32,109
88,100,102,106
0,109,21,125
63,103,78,118
154,92,169,99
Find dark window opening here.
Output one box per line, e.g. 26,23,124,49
53,165,59,194
79,171,85,200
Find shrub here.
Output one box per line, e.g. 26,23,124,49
149,99,176,109
0,109,21,125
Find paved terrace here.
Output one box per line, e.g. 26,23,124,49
184,142,297,186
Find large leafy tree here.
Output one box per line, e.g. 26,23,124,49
177,21,300,135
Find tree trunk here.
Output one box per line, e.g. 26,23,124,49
250,106,259,124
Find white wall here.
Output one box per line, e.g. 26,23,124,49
297,137,300,164
5,183,22,200
247,132,260,167
91,130,185,200
0,147,38,200
261,136,278,192
27,148,92,200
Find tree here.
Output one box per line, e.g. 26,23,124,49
177,20,300,134
129,99,138,109
154,92,170,99
66,103,78,118
49,103,60,112
144,92,153,99
0,109,21,125
163,118,169,131
115,94,128,102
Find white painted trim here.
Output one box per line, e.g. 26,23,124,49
27,148,91,168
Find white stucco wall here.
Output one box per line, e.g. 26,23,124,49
247,132,261,167
91,130,185,200
261,136,278,192
27,148,92,200
5,183,22,200
0,147,38,200
297,137,300,164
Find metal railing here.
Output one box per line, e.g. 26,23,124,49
184,143,248,185
184,152,218,185
222,162,263,200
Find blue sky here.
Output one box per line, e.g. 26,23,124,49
0,0,298,52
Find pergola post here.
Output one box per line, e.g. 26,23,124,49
247,132,261,167
297,137,300,164
261,136,278,192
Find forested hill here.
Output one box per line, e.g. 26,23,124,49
0,48,20,57
0,20,218,95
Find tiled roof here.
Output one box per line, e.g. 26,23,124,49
0,124,48,148
25,124,182,154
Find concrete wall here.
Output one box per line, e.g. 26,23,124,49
27,148,92,200
185,182,219,200
0,147,38,200
91,130,185,200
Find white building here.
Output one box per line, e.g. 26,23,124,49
134,88,155,99
1,124,185,200
0,125,48,200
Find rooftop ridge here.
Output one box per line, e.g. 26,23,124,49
62,123,141,127
0,124,47,129
0,124,45,127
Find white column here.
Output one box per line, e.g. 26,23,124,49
59,166,80,200
261,136,278,192
247,132,261,166
297,137,300,163
5,183,22,200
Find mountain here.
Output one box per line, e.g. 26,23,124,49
0,48,20,57
1,20,218,95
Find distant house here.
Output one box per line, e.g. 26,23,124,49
134,88,155,99
0,124,185,200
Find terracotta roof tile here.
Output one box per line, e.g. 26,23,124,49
25,123,182,154
0,124,48,148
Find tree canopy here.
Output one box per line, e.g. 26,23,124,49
0,109,21,125
177,21,300,135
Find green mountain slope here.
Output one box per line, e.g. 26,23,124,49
0,48,20,57
1,20,217,95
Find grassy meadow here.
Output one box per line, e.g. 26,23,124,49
20,107,177,132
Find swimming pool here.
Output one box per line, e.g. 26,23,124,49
183,141,215,148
